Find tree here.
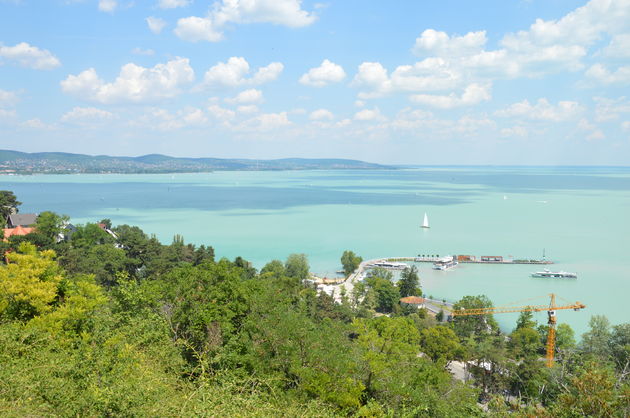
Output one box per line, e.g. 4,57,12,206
581,315,612,359
340,250,362,277
515,310,536,331
260,260,285,278
509,327,542,359
285,253,310,281
365,276,399,313
397,265,421,297
35,211,69,244
0,244,63,321
419,325,464,364
452,295,499,340
0,190,21,227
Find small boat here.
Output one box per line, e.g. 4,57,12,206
421,213,430,229
433,256,458,270
531,269,577,279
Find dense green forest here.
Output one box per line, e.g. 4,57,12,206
0,191,628,416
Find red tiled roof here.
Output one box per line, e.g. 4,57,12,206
400,296,425,304
3,225,35,240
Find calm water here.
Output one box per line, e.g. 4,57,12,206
2,167,629,334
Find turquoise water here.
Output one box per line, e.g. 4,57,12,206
2,167,629,334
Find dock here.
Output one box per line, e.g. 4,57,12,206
414,254,553,265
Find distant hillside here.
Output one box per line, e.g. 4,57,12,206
0,150,392,174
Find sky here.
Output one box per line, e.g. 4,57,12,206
1,0,630,165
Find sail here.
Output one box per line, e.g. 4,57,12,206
422,213,429,228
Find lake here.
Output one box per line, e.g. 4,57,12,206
2,166,629,334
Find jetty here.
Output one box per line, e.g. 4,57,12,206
415,254,553,265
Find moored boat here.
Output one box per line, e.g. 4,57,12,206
531,269,577,278
433,255,458,270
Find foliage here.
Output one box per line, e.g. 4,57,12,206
285,253,310,281
397,265,421,298
419,325,465,364
0,190,21,226
340,250,362,277
35,211,69,244
452,295,499,340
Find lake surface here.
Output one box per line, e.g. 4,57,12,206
2,167,629,334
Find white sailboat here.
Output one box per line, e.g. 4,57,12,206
421,213,430,228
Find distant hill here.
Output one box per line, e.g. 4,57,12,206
0,150,392,174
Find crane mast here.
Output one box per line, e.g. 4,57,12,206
451,293,585,367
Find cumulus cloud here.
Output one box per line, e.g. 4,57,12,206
622,121,630,132
207,104,236,121
410,83,491,109
236,111,291,131
98,0,117,13
157,0,190,8
61,57,194,104
203,57,283,87
354,108,382,121
299,59,346,87
500,125,528,138
578,118,605,140
138,107,208,130
146,16,167,34
585,63,630,85
352,58,461,99
225,88,264,104
413,29,487,57
0,42,61,70
600,33,630,58
61,107,115,123
236,105,259,114
0,109,16,119
175,0,317,42
495,98,584,121
309,108,334,120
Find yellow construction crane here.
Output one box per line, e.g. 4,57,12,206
451,293,586,367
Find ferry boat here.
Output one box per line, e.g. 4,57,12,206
531,269,577,279
368,260,409,270
432,256,458,271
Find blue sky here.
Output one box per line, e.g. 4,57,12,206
1,0,629,164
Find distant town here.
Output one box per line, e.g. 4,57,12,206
0,150,391,174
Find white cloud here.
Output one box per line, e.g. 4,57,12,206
594,96,630,122
146,17,167,34
495,98,583,121
136,107,208,130
98,0,117,13
585,63,630,85
237,111,291,131
207,104,236,121
309,108,333,120
203,57,283,87
0,89,18,107
500,126,528,138
622,121,630,131
354,108,382,121
61,106,114,123
225,88,263,104
0,42,61,70
61,57,194,104
600,33,630,58
299,59,346,87
175,0,316,42
410,83,491,109
157,0,190,8
132,47,155,56
352,58,461,99
21,118,54,130
175,15,223,41
578,118,605,140
413,29,487,57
